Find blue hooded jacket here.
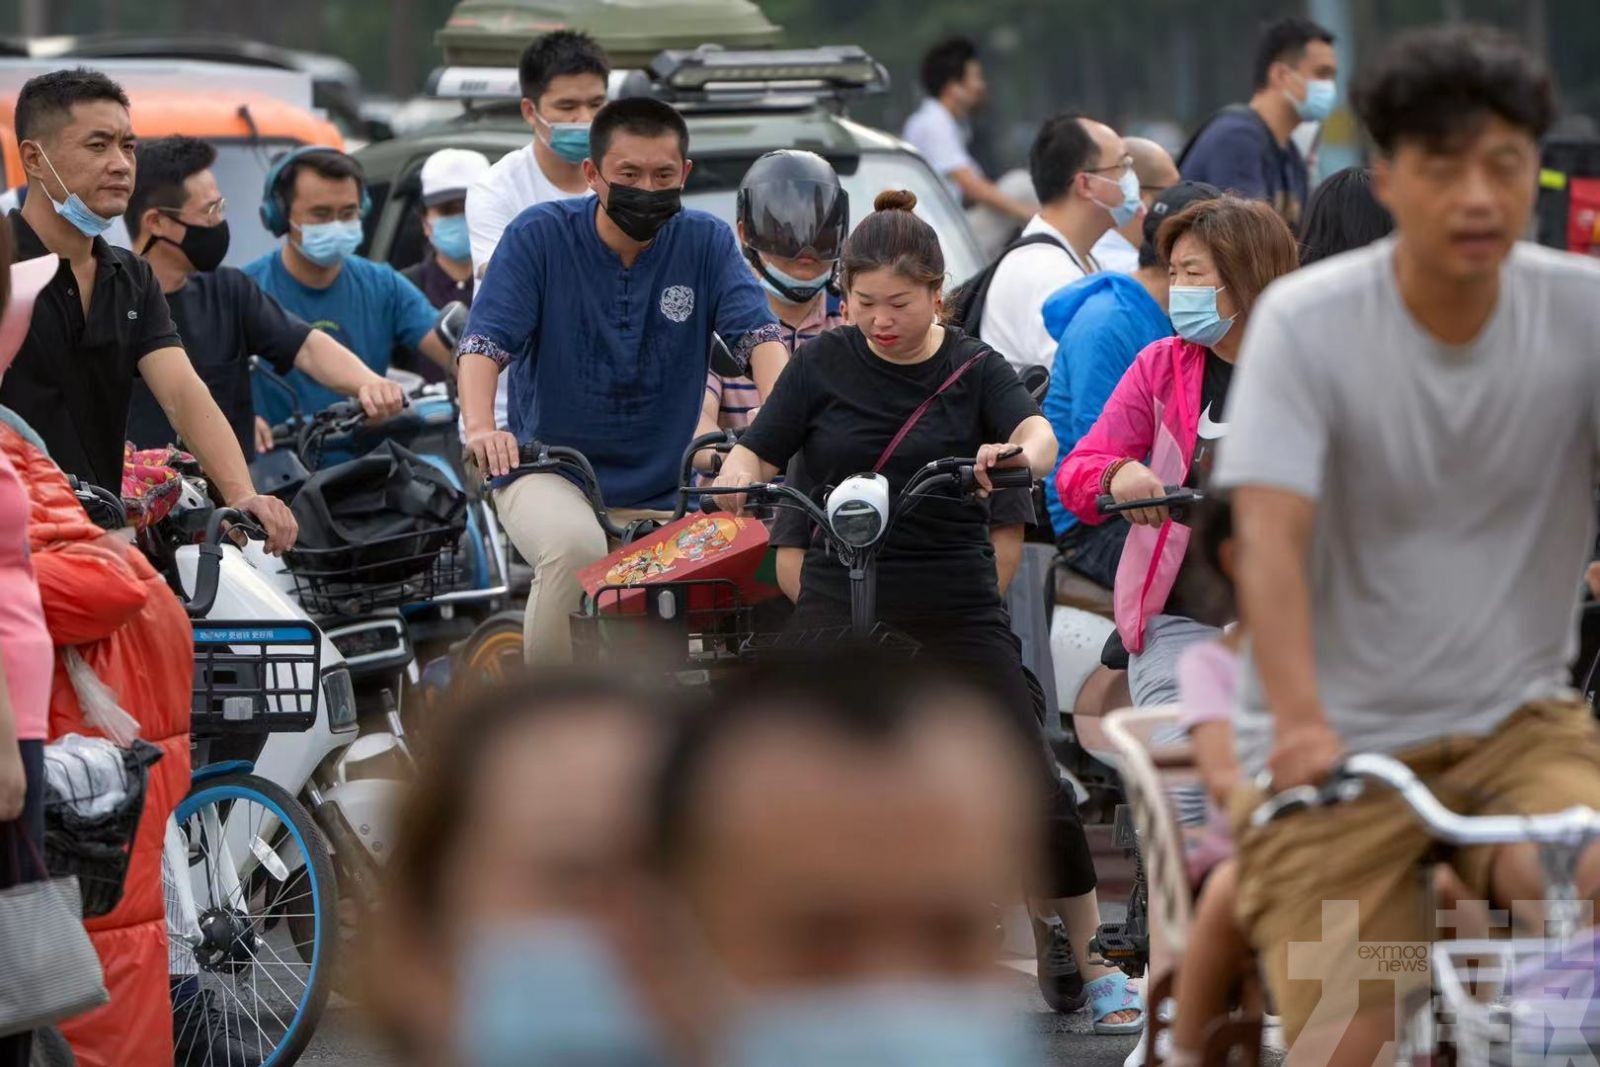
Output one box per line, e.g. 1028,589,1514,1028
1040,273,1171,535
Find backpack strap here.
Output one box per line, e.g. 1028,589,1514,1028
964,231,1070,338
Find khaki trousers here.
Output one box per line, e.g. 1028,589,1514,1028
494,473,666,664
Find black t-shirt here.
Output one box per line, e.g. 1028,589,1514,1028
0,211,183,488
1186,351,1233,488
1169,350,1235,623
127,267,311,458
739,326,1038,622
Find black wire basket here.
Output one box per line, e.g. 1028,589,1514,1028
191,620,322,733
570,579,757,669
284,523,463,615
42,738,163,919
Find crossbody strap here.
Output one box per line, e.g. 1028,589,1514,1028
872,351,987,473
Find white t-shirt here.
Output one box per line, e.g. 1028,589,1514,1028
977,215,1097,372
1091,228,1140,276
464,143,593,430
902,98,976,205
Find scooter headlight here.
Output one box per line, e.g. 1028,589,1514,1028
322,667,357,732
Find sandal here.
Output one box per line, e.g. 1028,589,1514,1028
1085,972,1146,1035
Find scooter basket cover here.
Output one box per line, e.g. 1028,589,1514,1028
287,440,466,588
578,513,773,615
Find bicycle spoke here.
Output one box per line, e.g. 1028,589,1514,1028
246,931,313,998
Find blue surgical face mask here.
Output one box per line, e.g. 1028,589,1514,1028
458,918,672,1067
29,144,115,238
1169,284,1236,348
538,113,593,165
429,214,471,262
757,255,832,305
1290,75,1338,122
719,982,1038,1067
293,219,363,268
1090,169,1143,228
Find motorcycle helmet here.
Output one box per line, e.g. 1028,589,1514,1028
736,150,848,303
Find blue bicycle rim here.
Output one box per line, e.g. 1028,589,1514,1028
176,781,323,1067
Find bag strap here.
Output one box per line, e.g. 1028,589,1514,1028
6,819,48,884
873,350,988,473
964,232,1069,335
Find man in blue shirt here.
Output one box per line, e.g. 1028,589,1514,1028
1178,15,1337,230
243,148,453,424
1041,181,1220,588
461,97,786,664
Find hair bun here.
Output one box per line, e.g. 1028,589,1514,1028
873,189,918,213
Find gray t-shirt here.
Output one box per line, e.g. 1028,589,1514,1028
1215,238,1600,774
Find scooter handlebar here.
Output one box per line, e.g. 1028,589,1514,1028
188,509,267,619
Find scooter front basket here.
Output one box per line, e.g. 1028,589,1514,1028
190,620,322,734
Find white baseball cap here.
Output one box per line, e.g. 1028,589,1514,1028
420,149,490,207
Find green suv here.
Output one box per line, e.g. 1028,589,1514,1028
355,47,985,285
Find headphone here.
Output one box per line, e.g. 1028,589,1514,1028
259,145,373,237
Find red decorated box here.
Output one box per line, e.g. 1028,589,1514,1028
578,513,776,615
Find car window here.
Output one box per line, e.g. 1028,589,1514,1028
681,151,985,285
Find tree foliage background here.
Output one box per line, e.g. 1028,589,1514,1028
12,0,1600,165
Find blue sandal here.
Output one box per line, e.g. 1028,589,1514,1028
1085,972,1146,1035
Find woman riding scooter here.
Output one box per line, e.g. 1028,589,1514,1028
1057,196,1299,707
711,190,1144,1032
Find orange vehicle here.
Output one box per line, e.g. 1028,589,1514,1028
0,89,341,267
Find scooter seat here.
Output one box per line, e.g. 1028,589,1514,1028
1054,565,1114,615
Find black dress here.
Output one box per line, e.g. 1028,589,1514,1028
740,325,1096,898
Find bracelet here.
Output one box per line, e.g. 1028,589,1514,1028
1101,458,1132,495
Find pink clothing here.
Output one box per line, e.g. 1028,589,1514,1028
1055,336,1209,653
1177,639,1239,731
1175,638,1239,885
0,448,52,739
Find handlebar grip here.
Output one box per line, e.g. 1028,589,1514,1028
189,508,267,618
986,467,1035,490
516,440,547,465
699,493,724,514
1097,487,1200,515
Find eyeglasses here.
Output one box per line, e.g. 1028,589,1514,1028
1089,157,1135,179
160,198,227,225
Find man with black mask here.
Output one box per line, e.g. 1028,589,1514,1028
125,136,404,457
461,98,788,664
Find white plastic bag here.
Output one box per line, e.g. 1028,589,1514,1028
63,646,141,747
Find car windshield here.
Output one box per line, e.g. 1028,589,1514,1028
103,140,297,268
682,151,984,285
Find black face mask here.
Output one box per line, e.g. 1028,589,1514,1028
602,180,682,243
143,218,231,273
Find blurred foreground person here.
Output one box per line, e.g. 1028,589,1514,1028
650,654,1045,1066
363,672,684,1067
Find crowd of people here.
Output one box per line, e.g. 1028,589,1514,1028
0,9,1597,1067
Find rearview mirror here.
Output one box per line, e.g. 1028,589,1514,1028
436,301,469,351
709,332,743,378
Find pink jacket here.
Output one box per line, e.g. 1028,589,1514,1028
1055,336,1207,653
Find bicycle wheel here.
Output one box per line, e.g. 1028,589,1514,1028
455,609,525,688
168,773,336,1067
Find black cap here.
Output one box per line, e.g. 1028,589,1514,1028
1140,180,1225,267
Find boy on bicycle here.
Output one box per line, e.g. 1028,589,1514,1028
1217,25,1600,1065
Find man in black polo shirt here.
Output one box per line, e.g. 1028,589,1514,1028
0,69,296,551
124,136,404,457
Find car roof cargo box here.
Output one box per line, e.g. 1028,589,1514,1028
435,0,781,69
